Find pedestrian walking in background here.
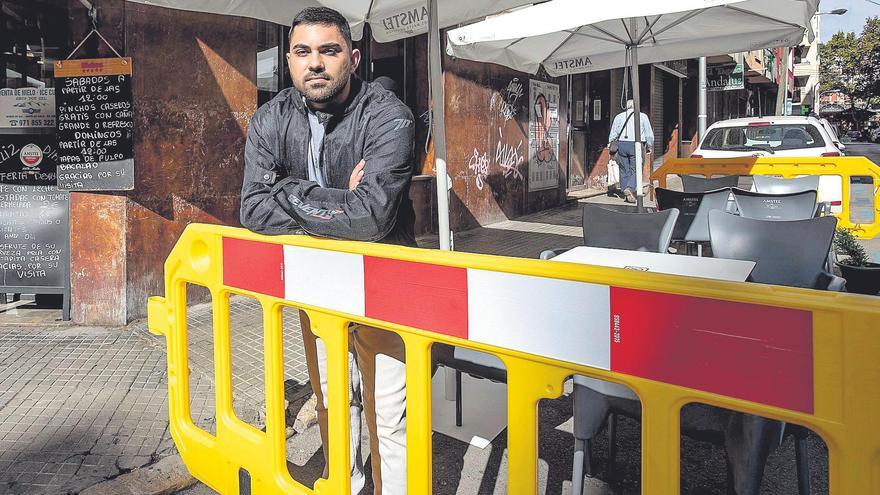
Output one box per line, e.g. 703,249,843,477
608,99,654,203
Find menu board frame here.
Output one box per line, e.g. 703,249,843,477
0,131,70,320
54,57,134,191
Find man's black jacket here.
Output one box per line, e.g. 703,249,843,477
241,78,416,245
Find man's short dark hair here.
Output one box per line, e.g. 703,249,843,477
290,7,353,50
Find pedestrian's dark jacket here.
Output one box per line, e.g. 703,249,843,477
241,77,416,246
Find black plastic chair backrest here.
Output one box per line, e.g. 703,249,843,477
581,204,680,253
655,187,730,242
708,210,837,288
752,175,820,195
680,174,740,193
731,188,818,221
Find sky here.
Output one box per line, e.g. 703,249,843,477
820,0,880,41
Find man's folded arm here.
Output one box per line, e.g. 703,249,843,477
240,109,306,235
269,105,415,242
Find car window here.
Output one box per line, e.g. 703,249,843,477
702,124,826,151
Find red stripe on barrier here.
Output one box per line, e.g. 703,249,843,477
363,257,468,339
222,238,285,299
609,288,813,414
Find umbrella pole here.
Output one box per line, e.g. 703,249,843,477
428,0,452,250
628,31,644,211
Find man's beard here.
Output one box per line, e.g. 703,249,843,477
299,69,349,105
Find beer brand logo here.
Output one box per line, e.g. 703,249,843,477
380,6,428,32
81,62,105,74
20,144,43,167
553,57,593,71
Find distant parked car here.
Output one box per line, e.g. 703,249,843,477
870,127,880,143
693,116,845,158
844,130,863,142
692,116,845,212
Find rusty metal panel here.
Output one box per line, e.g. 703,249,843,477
441,54,567,231
68,2,258,325
123,4,257,321
69,193,128,325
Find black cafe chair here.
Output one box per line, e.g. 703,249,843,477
655,187,730,256
731,188,818,221
680,174,740,193
709,211,844,290
707,210,844,495
539,204,680,260
752,175,830,216
679,175,740,214
752,175,820,195
539,205,679,495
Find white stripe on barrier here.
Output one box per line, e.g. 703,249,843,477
466,269,611,370
283,245,366,316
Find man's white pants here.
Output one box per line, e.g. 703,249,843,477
301,312,408,495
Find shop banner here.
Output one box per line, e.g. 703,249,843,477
0,88,55,128
54,57,134,191
528,79,560,192
707,63,744,92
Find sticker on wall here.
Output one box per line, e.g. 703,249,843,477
0,88,55,128
528,79,559,192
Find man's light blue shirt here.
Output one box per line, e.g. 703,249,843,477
608,110,654,150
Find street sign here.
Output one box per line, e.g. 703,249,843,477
707,63,744,92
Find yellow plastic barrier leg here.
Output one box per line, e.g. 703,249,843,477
404,334,434,494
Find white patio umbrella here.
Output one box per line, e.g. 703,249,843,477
126,0,536,250
447,0,819,208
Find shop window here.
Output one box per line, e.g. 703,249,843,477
257,22,289,107
1,0,69,90
0,1,71,318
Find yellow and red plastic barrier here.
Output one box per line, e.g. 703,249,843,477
651,156,880,239
149,223,880,494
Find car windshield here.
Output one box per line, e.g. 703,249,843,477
702,124,825,151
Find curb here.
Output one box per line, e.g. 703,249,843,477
79,455,196,495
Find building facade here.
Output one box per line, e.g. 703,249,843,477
793,14,821,116
2,0,572,325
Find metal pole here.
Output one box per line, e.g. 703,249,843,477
566,74,573,188
428,0,451,250
698,56,707,142
776,47,790,116
629,18,644,210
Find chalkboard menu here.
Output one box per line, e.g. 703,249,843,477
0,134,70,299
54,57,134,191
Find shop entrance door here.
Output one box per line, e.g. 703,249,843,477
567,73,588,191
0,0,71,319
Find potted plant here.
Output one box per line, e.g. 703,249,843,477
833,228,880,295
